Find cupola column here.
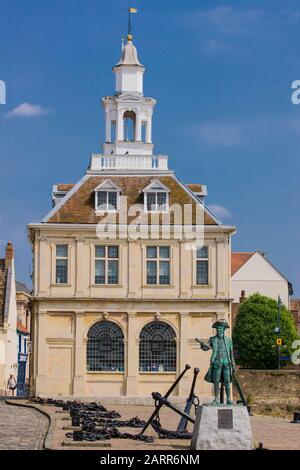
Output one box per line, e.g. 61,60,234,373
135,112,142,141
146,114,152,144
116,112,124,141
105,110,112,143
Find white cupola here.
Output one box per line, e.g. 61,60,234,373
88,31,169,173
101,35,156,157
113,37,145,95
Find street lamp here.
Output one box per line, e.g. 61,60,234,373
277,296,282,369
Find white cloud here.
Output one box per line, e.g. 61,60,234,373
208,204,232,219
190,6,266,36
189,116,300,147
192,121,244,146
6,103,51,118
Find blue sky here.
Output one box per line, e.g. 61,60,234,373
0,0,300,295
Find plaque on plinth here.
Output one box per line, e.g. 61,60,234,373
191,405,254,450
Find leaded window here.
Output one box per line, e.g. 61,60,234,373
146,246,170,285
87,321,124,372
139,322,176,372
55,245,68,284
196,246,209,285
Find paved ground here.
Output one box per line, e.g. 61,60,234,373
39,402,300,451
0,402,48,450
1,400,300,450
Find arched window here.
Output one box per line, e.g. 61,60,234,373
87,321,124,372
123,110,136,141
139,322,176,372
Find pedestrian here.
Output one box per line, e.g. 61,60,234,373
7,374,17,397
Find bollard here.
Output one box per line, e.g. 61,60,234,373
291,411,300,424
72,414,80,427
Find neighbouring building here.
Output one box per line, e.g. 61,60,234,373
28,33,235,399
16,281,31,393
231,251,293,326
0,242,18,395
16,281,31,333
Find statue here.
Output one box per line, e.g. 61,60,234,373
196,319,235,405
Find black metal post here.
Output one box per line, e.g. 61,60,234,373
278,295,281,370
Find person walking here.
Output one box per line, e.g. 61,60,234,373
7,374,17,397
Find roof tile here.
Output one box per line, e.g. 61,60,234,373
48,176,217,225
231,252,255,276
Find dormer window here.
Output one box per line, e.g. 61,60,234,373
143,180,170,212
94,180,121,212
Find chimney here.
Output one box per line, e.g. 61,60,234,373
239,290,246,303
5,241,14,268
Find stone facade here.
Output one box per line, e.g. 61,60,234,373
28,34,235,399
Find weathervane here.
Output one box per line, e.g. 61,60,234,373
127,6,138,41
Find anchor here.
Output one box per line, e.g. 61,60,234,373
140,364,200,439
140,363,191,436
151,367,200,439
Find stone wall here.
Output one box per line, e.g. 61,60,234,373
234,369,300,405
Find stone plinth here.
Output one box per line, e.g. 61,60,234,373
191,405,254,450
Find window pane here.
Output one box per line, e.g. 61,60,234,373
56,259,68,284
159,246,170,259
197,246,208,259
108,246,119,258
197,260,208,285
159,261,170,285
95,246,105,258
147,192,156,211
147,261,157,284
139,322,176,372
157,192,167,209
87,321,124,372
147,246,157,259
108,260,118,284
56,245,68,257
97,191,107,209
108,192,118,210
95,260,105,284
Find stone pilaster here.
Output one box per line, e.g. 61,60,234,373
178,312,190,396
73,313,85,395
126,312,138,395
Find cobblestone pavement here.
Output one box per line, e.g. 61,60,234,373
0,402,48,450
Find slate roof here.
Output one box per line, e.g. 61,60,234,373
16,281,31,295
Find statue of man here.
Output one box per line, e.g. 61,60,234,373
196,319,235,405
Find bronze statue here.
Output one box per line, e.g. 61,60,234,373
196,319,235,405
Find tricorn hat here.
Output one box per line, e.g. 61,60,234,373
212,319,230,329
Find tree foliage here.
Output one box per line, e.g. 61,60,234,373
233,293,298,369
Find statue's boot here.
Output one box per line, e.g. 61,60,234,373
211,398,220,405
226,399,233,405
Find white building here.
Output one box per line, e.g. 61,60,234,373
231,251,293,308
0,242,18,395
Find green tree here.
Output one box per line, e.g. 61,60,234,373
233,293,298,369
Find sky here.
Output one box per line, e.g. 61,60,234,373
0,0,300,295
